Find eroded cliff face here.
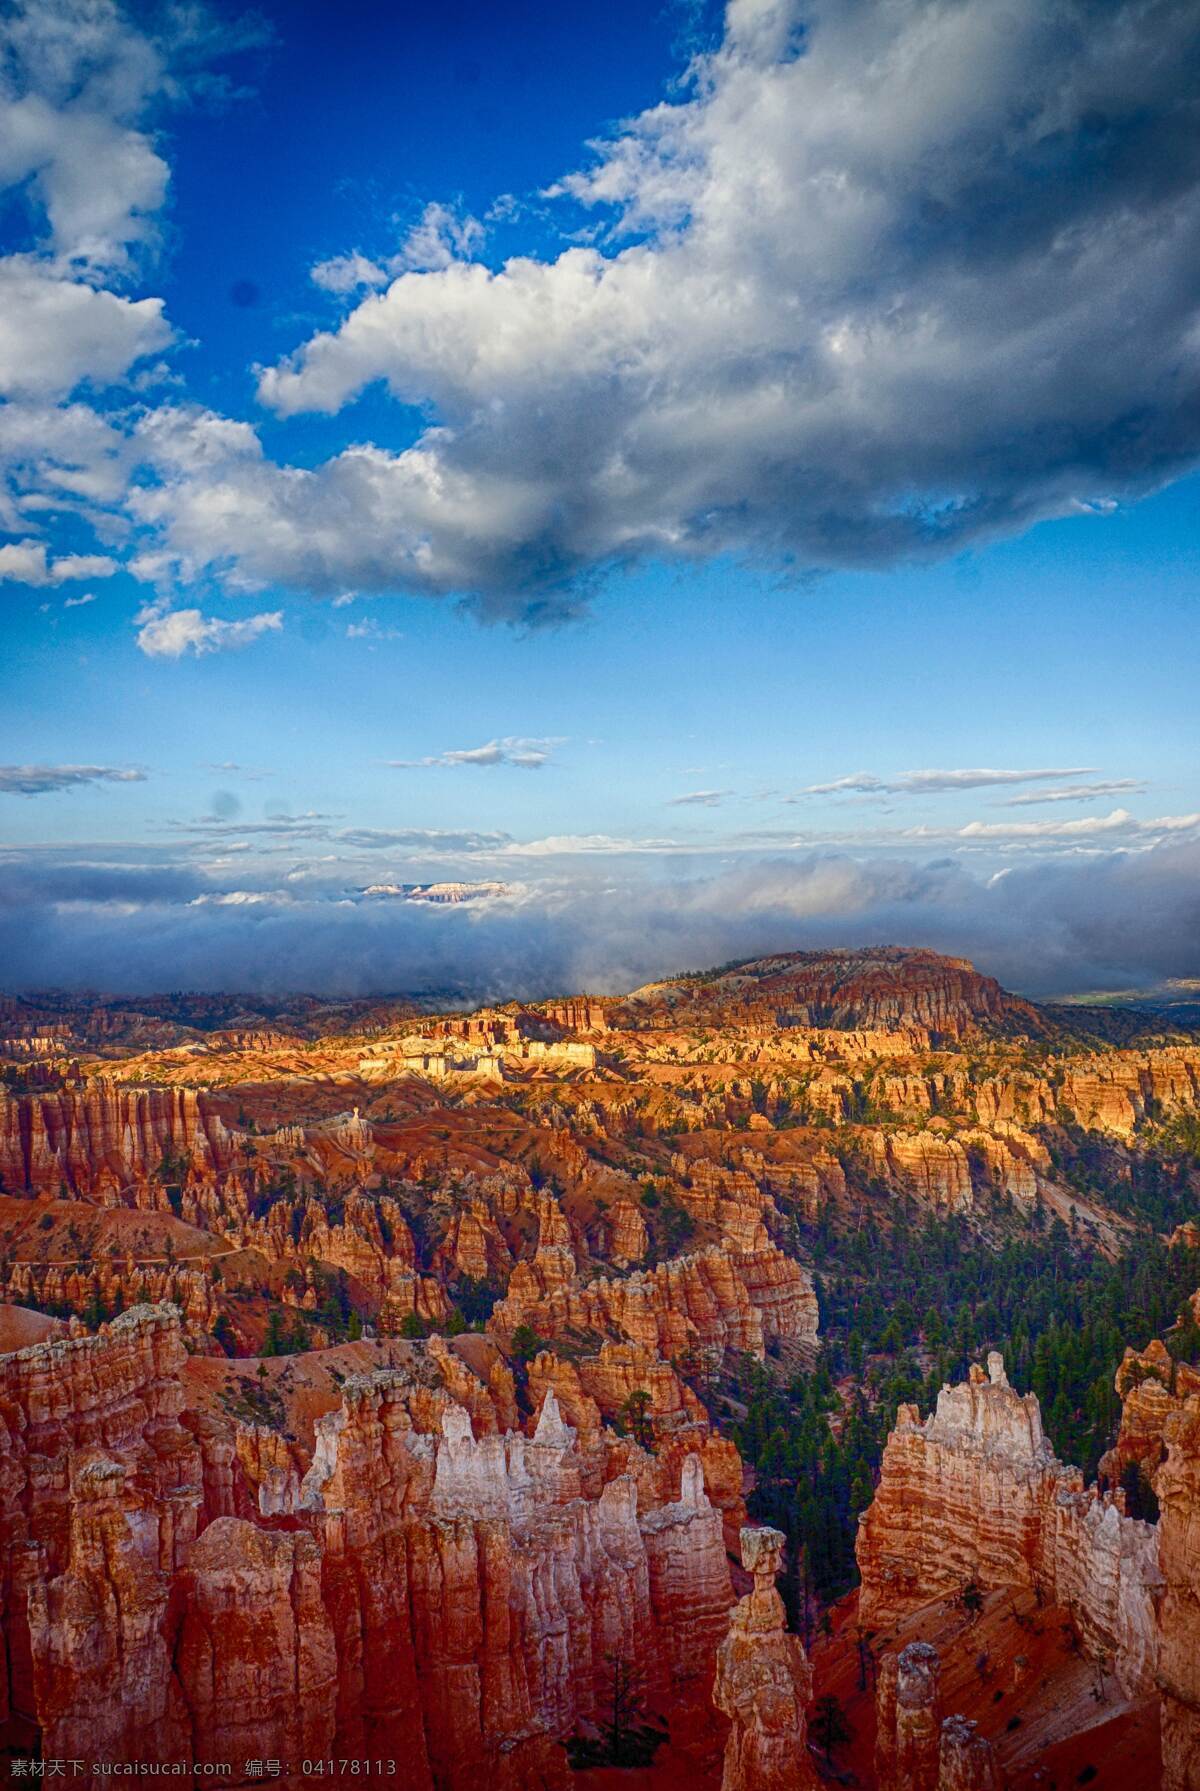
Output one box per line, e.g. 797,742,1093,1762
857,1352,1162,1700
0,1083,232,1198
1,1304,736,1787
490,1232,817,1361
1100,1340,1200,1493
1,1304,203,1758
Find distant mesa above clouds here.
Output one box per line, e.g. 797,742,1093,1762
361,881,512,904
2,831,1198,1005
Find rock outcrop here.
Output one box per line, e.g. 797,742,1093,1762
1058,1050,1200,1140
1,1304,203,1755
713,1525,817,1791
934,1715,998,1790
492,1237,817,1361
857,1352,1161,1698
1100,1339,1200,1492
875,1642,942,1791
0,1083,231,1196
870,1131,974,1212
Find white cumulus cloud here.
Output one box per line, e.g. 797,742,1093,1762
0,537,118,584
134,603,283,659
804,767,1099,797
0,763,145,795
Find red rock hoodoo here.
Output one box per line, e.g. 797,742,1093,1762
713,1525,817,1791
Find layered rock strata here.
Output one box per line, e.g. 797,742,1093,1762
0,1084,231,1196
491,1236,817,1361
874,1642,942,1791
1100,1340,1200,1491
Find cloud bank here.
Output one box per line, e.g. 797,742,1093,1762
2,837,1197,1005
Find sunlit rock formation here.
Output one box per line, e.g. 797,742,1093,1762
491,1235,817,1360
857,1352,1161,1698
1100,1339,1200,1493
1157,1392,1200,1791
0,1083,231,1197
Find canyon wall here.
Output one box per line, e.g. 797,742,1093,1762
0,1084,233,1197
1,1304,736,1786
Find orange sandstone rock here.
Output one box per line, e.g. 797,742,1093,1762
857,1352,1161,1698
3,1301,738,1785
176,1519,338,1770
936,1715,998,1790
713,1525,817,1791
869,1130,974,1212
492,1240,816,1361
1156,1393,1200,1791
1100,1339,1200,1491
0,1082,231,1197
874,1643,998,1791
875,1642,942,1791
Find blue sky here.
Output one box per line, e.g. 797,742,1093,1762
1,0,1198,999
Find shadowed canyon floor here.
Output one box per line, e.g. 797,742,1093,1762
1,947,1199,1787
